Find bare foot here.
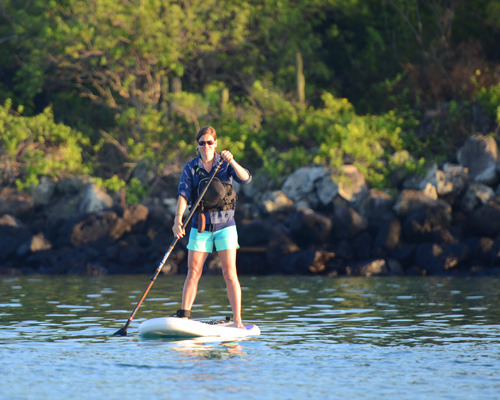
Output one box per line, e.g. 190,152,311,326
235,321,245,329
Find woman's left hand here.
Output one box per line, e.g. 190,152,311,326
220,150,234,164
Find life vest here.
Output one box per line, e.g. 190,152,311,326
193,166,237,213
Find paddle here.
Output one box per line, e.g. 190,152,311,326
112,158,224,336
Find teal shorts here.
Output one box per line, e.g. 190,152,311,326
187,225,240,253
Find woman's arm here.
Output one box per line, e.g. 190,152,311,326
220,150,250,181
172,195,188,238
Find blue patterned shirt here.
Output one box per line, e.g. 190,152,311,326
177,153,252,231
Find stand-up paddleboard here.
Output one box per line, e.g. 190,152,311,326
138,317,261,339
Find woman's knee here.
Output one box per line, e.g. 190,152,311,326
222,266,239,284
187,252,206,278
187,262,203,279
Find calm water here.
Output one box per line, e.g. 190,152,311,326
1,274,499,400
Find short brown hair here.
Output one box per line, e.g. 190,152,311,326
195,126,217,142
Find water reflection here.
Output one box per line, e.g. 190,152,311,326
1,275,500,348
242,275,500,347
171,339,244,361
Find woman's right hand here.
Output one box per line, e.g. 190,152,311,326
172,216,185,239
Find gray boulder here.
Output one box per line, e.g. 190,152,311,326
415,242,469,274
346,258,389,277
287,208,332,246
394,187,451,218
333,206,368,239
33,177,56,206
419,163,468,197
358,188,395,221
459,182,495,213
17,233,52,257
315,174,339,206
337,164,369,205
457,134,498,184
260,190,294,214
79,183,113,214
0,187,34,217
467,201,500,237
0,214,32,262
282,166,330,208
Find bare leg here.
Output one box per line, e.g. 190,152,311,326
181,250,208,314
218,248,244,328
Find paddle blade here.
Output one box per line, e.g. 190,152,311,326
112,326,128,336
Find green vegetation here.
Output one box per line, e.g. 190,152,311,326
0,0,498,200
0,99,91,189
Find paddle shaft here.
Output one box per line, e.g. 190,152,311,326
113,158,224,336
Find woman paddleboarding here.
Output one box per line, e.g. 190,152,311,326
172,126,252,328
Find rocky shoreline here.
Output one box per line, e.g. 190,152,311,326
1,134,500,277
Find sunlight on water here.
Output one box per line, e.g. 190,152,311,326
1,275,500,399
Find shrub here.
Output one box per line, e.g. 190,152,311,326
477,82,500,127
0,99,91,189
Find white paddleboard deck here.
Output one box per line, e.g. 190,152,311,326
138,317,261,339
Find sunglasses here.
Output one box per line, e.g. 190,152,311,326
198,140,215,147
